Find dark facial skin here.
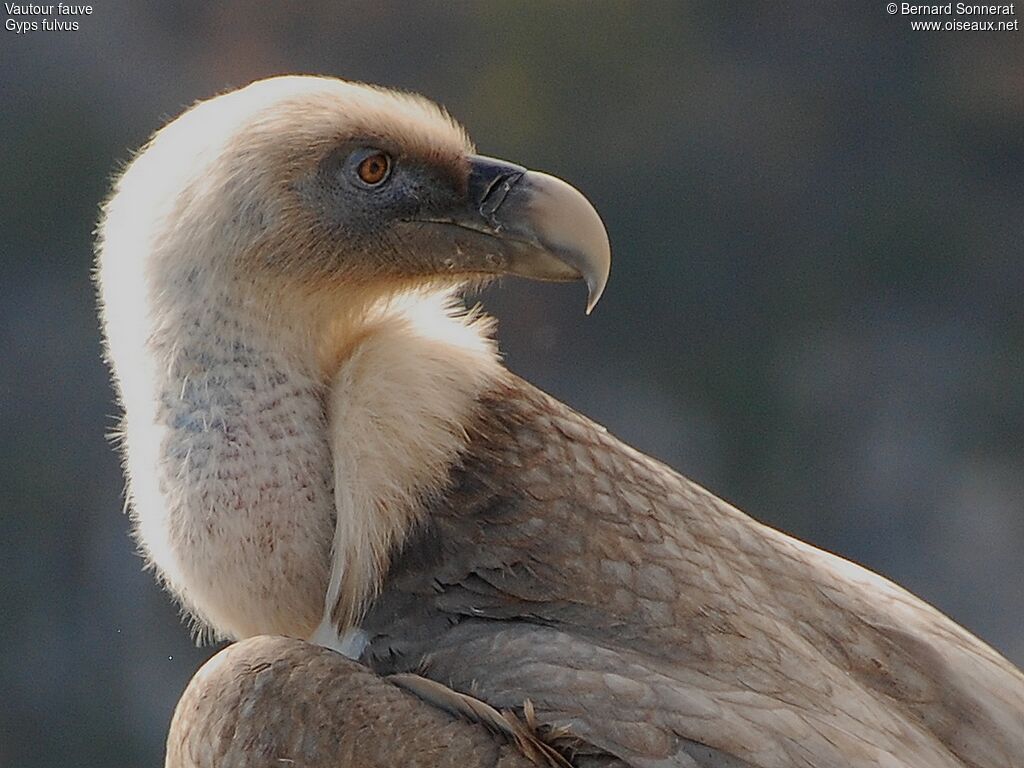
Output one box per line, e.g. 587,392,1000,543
298,139,472,278
312,142,464,237
284,134,609,309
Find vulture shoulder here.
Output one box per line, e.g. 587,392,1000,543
166,635,550,768
358,374,1024,768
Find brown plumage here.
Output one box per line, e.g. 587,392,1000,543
361,375,1024,766
167,636,544,768
168,371,1024,768
96,75,1024,768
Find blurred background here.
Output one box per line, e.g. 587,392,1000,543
2,2,1022,765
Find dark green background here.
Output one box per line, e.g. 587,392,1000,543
2,3,1022,766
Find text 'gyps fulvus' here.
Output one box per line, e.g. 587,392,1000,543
96,76,1024,768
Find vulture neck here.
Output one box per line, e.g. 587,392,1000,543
311,286,502,651
150,274,500,646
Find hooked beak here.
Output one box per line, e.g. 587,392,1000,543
406,155,611,313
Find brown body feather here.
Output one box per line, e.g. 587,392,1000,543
167,374,1024,767
166,636,541,768
354,373,1024,768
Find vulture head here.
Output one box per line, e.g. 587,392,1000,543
97,75,610,645
103,75,608,315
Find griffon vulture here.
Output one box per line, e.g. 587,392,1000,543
96,76,1024,768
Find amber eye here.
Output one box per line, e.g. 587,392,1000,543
356,151,391,186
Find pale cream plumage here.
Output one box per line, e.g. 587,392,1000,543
98,77,506,644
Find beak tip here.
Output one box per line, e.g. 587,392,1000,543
585,272,608,315
583,233,611,315
517,170,611,316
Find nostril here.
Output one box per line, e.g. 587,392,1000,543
478,171,524,224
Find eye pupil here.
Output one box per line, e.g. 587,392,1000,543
357,152,390,185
